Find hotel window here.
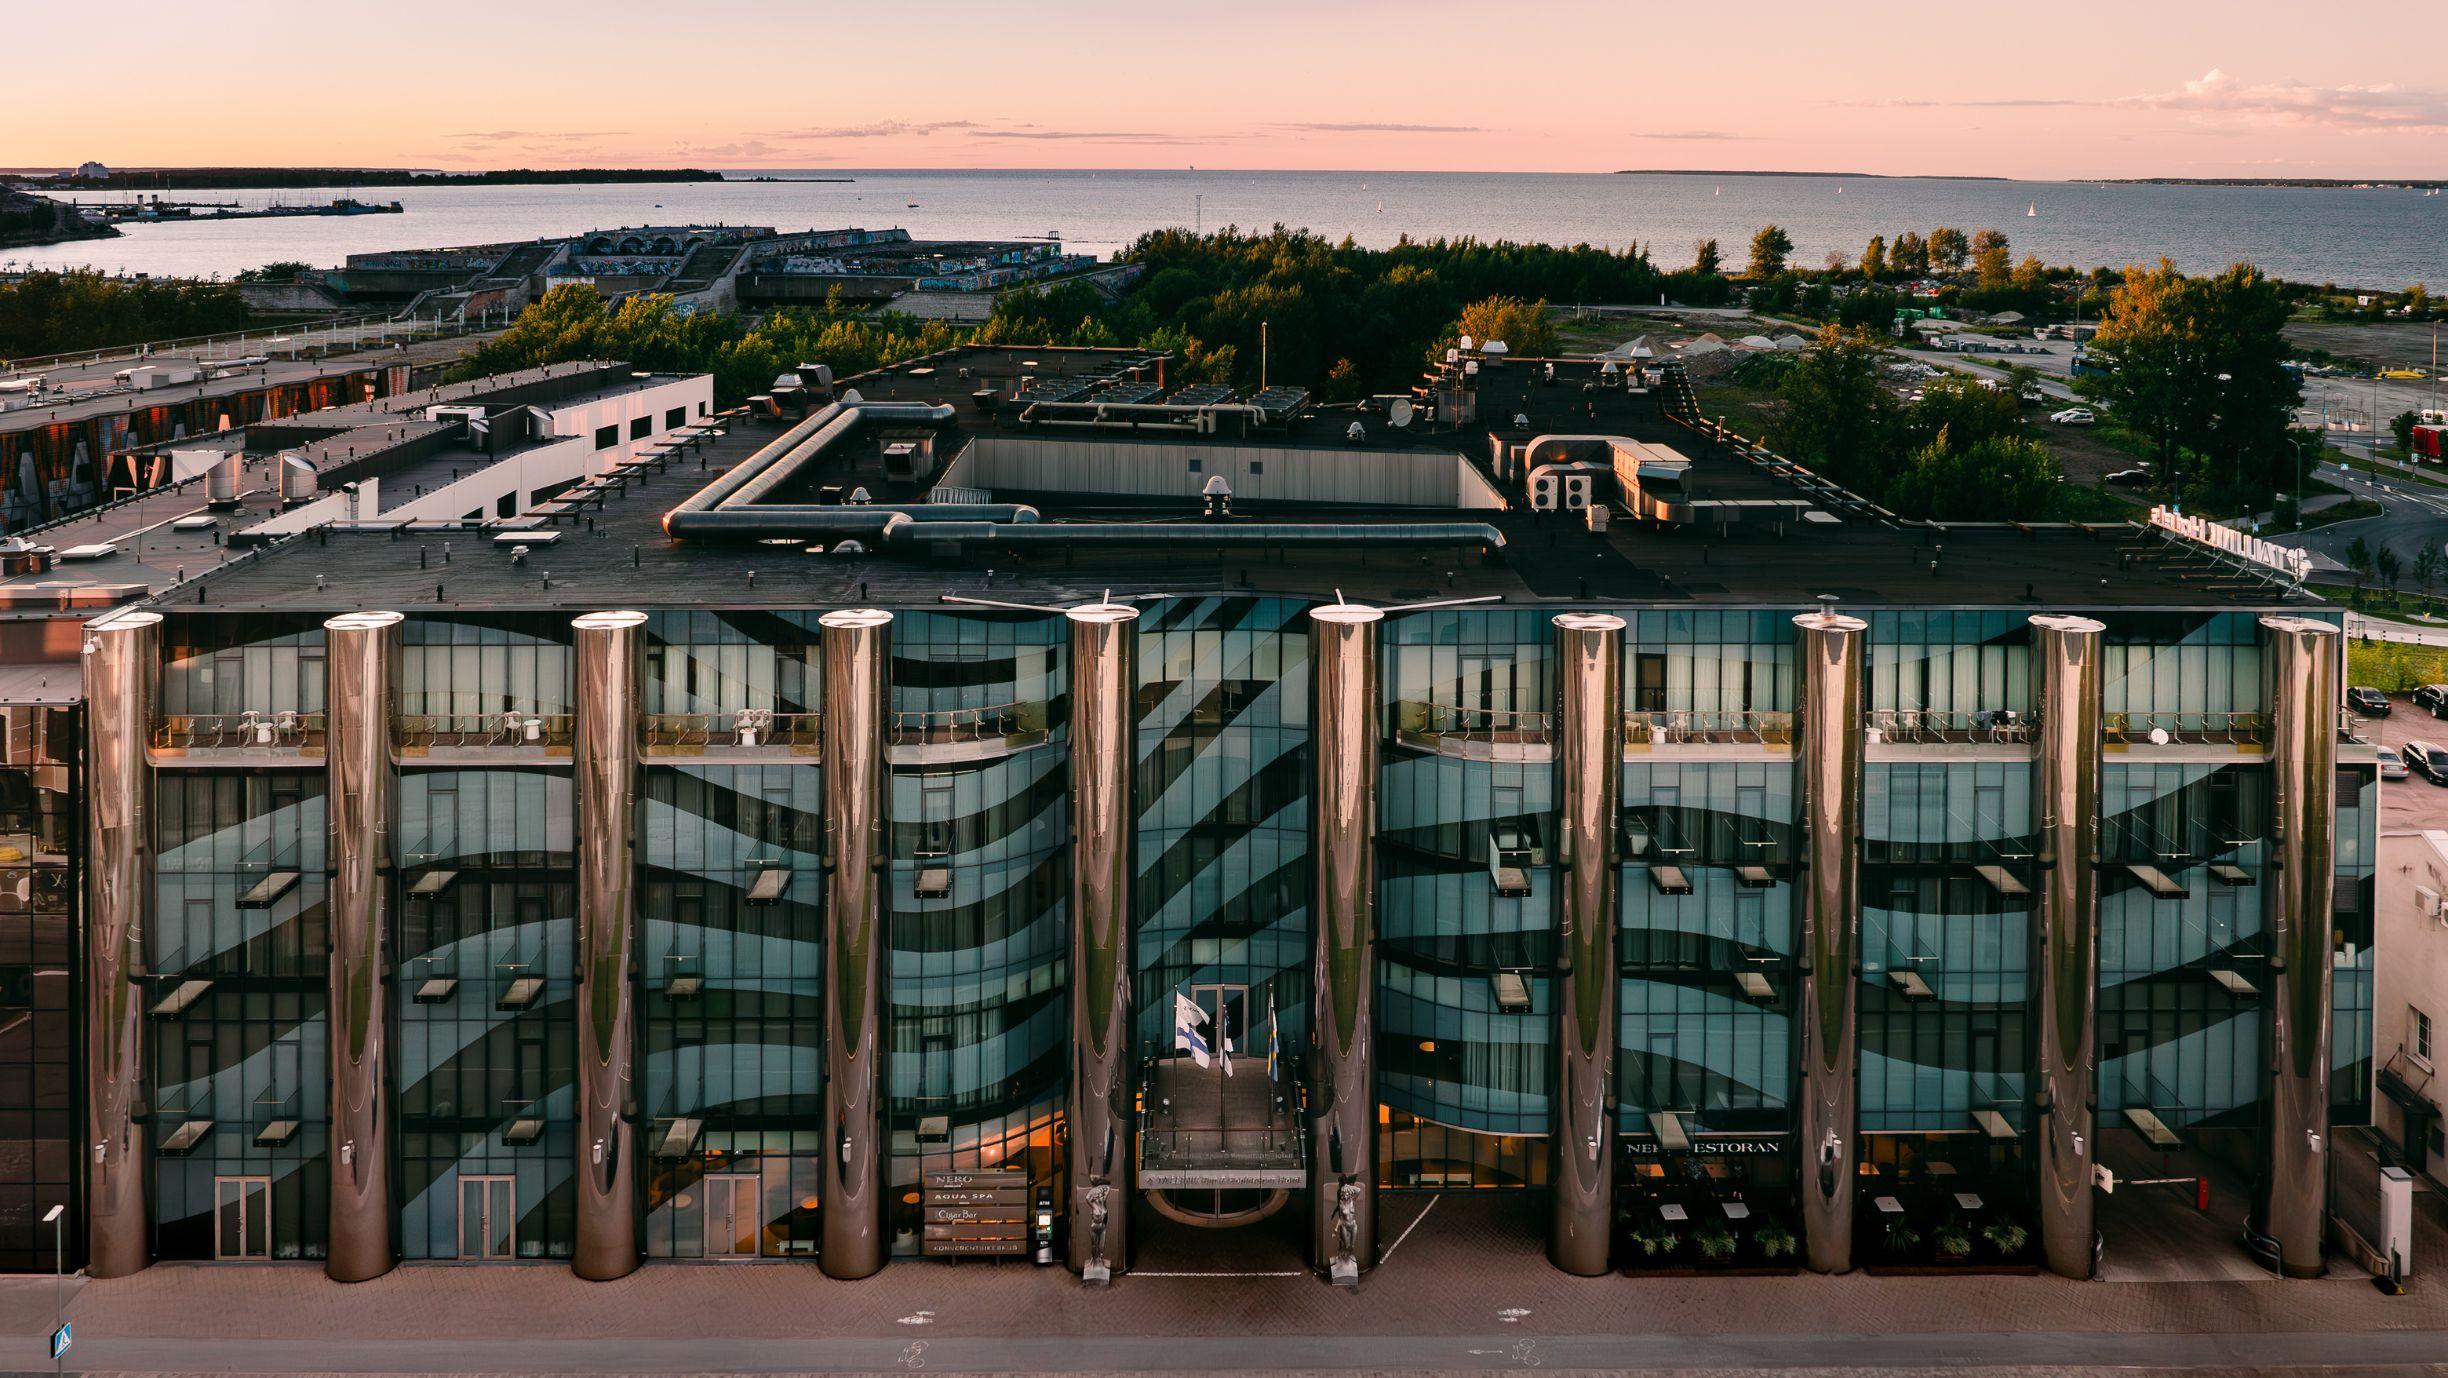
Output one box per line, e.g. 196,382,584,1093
2417,1008,2435,1066
665,407,686,429
594,424,617,450
630,416,651,440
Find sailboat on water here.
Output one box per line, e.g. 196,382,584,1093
2027,202,2038,217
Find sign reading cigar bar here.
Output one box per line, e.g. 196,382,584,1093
920,1168,1029,1258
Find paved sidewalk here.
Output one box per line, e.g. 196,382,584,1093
5,1197,2440,1374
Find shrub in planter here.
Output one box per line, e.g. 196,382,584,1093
1693,1223,1738,1263
1881,1220,1924,1258
1629,1222,1679,1260
1934,1224,1973,1260
1754,1220,1797,1261
1981,1220,2029,1257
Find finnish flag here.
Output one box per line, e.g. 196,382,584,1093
1173,992,1213,1068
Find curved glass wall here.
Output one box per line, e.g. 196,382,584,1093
2333,766,2376,1125
639,765,825,1259
395,768,576,1260
1617,761,1795,1137
150,771,329,1259
2097,761,2265,1127
1859,762,2034,1134
890,612,1068,1251
1379,610,1552,1162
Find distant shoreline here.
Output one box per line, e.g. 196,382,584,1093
2104,177,2445,190
1,167,721,192
1613,170,2012,181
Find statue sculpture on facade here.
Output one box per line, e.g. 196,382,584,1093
1329,1177,1362,1285
1082,1179,1114,1285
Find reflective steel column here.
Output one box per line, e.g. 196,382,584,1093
1794,610,1866,1275
1309,602,1383,1276
326,611,402,1282
572,610,645,1281
1549,612,1623,1277
821,609,893,1280
2029,614,2104,1280
82,609,159,1279
1066,602,1139,1278
2259,614,2339,1279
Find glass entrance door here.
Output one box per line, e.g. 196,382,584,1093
458,1174,516,1260
704,1173,761,1259
1190,983,1248,1061
214,1175,272,1259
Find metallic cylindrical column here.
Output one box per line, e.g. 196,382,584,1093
571,610,645,1281
1549,612,1623,1277
1065,602,1139,1279
821,608,893,1280
2259,614,2339,1278
326,610,402,1282
2029,614,2105,1280
1309,602,1383,1277
1794,609,1867,1275
82,609,159,1279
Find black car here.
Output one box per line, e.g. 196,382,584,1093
2347,686,2393,716
2417,685,2448,717
2407,739,2448,785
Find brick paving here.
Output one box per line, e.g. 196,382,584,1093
12,1195,2444,1350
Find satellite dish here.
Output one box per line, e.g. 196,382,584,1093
1388,399,1415,428
2148,726,2171,746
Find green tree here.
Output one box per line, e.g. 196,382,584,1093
1905,374,2024,450
1890,231,1930,277
1769,326,1898,496
2346,535,2374,592
2379,544,2405,592
1861,234,1888,281
1692,238,1722,276
2415,546,2442,606
1886,430,2062,521
1928,227,1969,274
2076,258,2302,509
1970,229,2012,290
1747,224,1794,279
2393,410,2421,452
1446,294,1557,358
2408,283,2433,318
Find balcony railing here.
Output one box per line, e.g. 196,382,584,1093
396,712,575,753
1625,709,1794,747
1867,708,2033,746
2105,710,2267,748
1393,700,1554,754
643,710,822,754
888,702,1050,754
153,711,327,753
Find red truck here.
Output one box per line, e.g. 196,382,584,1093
2415,424,2446,461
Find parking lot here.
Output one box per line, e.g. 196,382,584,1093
2347,686,2448,830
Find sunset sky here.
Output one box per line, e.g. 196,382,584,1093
16,0,2446,179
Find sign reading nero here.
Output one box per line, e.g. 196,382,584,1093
1626,1135,1786,1157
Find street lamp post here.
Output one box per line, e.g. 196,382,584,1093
43,1202,64,1375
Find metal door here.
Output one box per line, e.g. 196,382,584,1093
458,1175,516,1260
705,1174,761,1259
213,1175,272,1260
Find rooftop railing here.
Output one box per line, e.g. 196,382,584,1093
153,710,327,754
643,709,822,754
396,711,575,753
1626,709,1794,747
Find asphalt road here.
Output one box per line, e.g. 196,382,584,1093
2268,463,2448,569
9,1326,2448,1374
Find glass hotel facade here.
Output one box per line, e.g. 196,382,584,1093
52,594,2370,1282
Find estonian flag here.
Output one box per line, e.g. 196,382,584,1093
1173,991,1212,1069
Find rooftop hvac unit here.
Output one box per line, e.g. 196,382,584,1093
1529,472,1593,512
1585,504,1610,534
278,456,318,507
206,454,242,510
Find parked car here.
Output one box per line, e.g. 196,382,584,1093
2406,739,2448,785
2347,686,2393,716
2104,467,2151,486
2377,745,2410,781
2417,684,2448,716
2050,407,2096,426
